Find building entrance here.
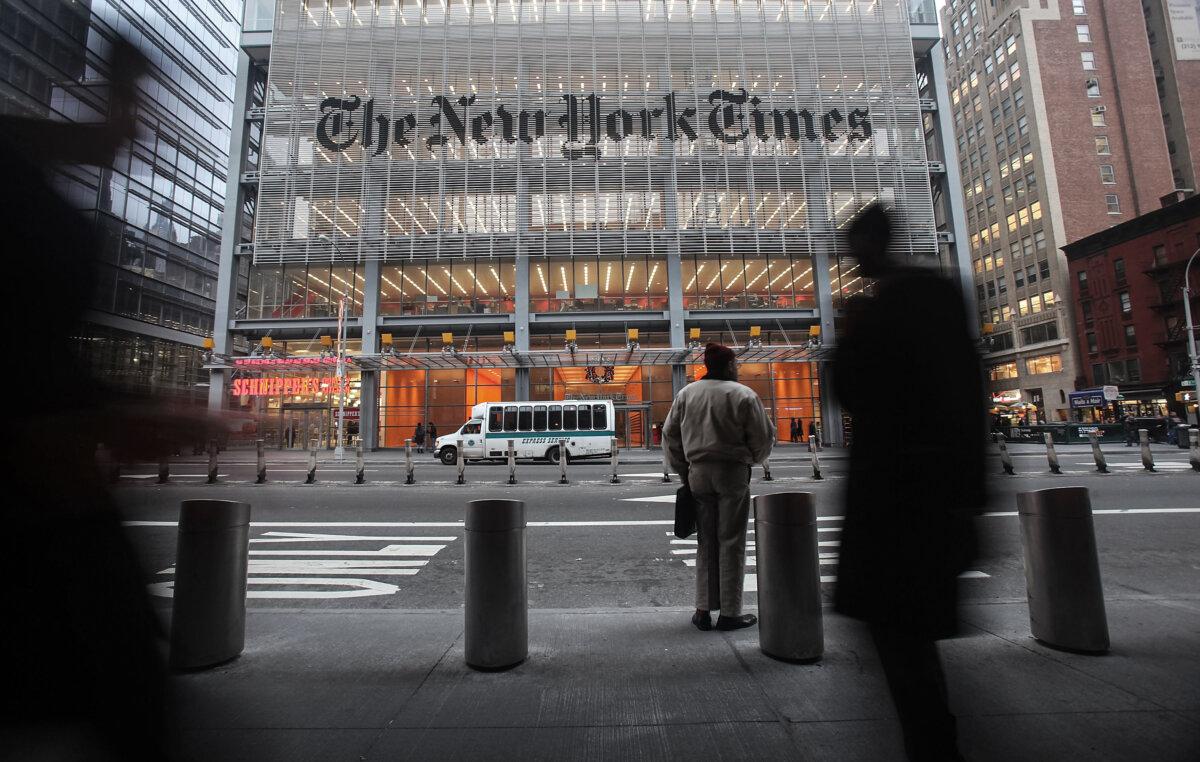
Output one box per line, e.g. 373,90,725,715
615,403,652,449
281,405,330,450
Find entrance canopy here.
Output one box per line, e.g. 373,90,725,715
354,344,831,371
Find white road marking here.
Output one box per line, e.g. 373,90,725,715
981,507,1200,517
250,531,457,543
148,578,400,599
1109,463,1193,470
250,544,446,557
958,571,991,579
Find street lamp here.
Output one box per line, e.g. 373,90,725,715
1183,247,1200,426
334,295,348,461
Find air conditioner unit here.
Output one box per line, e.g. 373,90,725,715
236,243,254,257
246,106,265,121
240,171,260,185
927,161,947,175
919,98,937,112
936,231,955,245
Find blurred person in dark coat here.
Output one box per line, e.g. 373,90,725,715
833,204,986,761
0,37,188,760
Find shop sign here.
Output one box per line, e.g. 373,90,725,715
317,92,873,161
991,390,1022,405
233,377,349,397
342,408,360,420
235,357,343,367
1069,390,1106,409
1103,385,1120,401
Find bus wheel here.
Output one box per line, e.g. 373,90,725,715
439,447,457,466
546,446,569,465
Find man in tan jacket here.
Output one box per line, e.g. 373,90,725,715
663,343,776,631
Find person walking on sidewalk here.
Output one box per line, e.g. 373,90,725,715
427,421,438,448
663,343,776,632
833,204,986,762
790,417,800,443
1123,414,1135,447
414,422,426,454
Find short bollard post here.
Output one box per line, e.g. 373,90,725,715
753,492,823,662
456,438,466,485
1139,429,1155,472
207,439,219,484
507,439,517,485
762,456,775,482
1190,428,1200,472
169,499,251,670
1016,487,1109,652
464,499,527,670
808,435,823,480
157,454,170,484
609,437,620,484
996,434,1015,475
255,438,267,484
661,447,671,483
1043,432,1061,475
558,438,569,484
1088,431,1108,473
305,441,317,484
404,438,415,484
355,443,365,484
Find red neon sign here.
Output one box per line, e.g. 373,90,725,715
232,377,350,397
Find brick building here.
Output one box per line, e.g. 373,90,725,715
1062,193,1200,425
941,0,1182,422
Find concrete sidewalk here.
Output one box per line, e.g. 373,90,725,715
172,597,1200,761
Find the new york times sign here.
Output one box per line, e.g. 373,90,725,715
316,89,873,160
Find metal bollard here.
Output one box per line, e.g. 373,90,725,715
355,443,365,484
808,435,823,480
753,492,823,662
305,441,317,484
1088,431,1108,473
255,439,267,484
464,499,527,670
158,454,170,484
405,438,415,484
207,439,219,484
610,437,620,484
1139,429,1155,472
1043,432,1061,475
996,434,1015,475
1190,428,1200,472
456,438,466,485
169,499,251,670
662,447,671,483
558,438,569,484
1016,487,1109,653
762,456,775,482
507,439,517,485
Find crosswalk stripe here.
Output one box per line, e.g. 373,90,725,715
249,544,446,557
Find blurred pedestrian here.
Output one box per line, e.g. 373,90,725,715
790,417,800,443
663,343,776,632
0,37,181,760
832,204,986,761
414,422,426,454
427,421,438,447
1123,415,1135,447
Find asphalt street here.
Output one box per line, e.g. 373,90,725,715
115,450,1200,612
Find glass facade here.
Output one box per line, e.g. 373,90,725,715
1,0,239,397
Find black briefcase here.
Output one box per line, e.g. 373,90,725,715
674,481,696,540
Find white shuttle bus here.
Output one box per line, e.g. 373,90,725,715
433,400,616,466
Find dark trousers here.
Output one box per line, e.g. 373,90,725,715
870,624,962,761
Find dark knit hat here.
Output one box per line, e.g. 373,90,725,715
703,342,736,371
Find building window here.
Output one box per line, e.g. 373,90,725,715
1086,332,1098,353
1018,297,1029,316
1015,269,1025,288
1017,115,1029,137
991,332,1015,351
1042,290,1055,307
1099,164,1115,184
1081,51,1096,70
1095,135,1110,154
1119,291,1131,313
1153,244,1167,266
1077,24,1091,42
1082,300,1093,322
1039,260,1050,280
1105,194,1121,214
1073,0,1086,15
1026,264,1038,285
1021,321,1060,345
1124,324,1136,347
1114,257,1125,283
1035,230,1047,250
1091,106,1106,126
1025,353,1063,375
1077,270,1088,291
1086,78,1101,97
990,361,1020,381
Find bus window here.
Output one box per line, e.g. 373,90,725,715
518,405,533,431
563,404,577,431
593,404,608,430
549,405,562,430
488,406,503,432
533,405,547,431
577,404,592,430
503,405,518,431
463,422,482,434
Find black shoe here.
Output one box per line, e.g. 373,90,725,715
715,614,757,631
691,611,713,631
